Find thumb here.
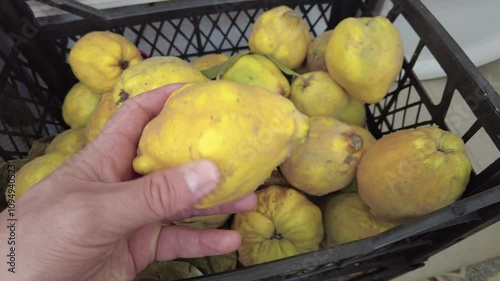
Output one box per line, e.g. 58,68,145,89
98,159,220,234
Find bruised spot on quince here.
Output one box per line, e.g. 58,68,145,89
301,74,314,89
116,90,129,105
278,84,287,97
349,134,364,152
343,155,358,165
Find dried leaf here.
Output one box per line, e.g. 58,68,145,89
28,135,56,161
0,159,29,212
262,54,300,77
295,65,310,75
207,251,237,273
201,51,251,80
341,178,358,193
178,252,237,275
261,169,289,187
135,261,203,281
200,63,225,80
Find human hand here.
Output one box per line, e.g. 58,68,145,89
0,84,257,281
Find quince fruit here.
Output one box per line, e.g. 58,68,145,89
336,95,366,127
112,56,208,108
351,125,376,151
357,126,472,223
249,6,312,69
62,82,101,128
306,30,332,72
191,54,230,71
325,17,404,104
221,54,290,97
85,93,118,142
133,80,309,209
232,185,323,266
68,31,143,94
6,152,71,201
290,71,349,117
280,117,363,196
46,128,87,156
322,193,398,247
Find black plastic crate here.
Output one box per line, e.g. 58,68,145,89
0,0,499,280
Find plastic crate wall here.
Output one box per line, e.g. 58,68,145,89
0,21,67,163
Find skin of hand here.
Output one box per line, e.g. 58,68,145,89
0,83,257,281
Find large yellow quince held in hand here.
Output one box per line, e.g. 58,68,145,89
62,82,101,128
133,80,310,209
68,31,143,94
231,185,323,266
325,17,404,104
249,5,312,70
112,56,208,109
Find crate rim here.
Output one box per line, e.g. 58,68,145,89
33,0,347,37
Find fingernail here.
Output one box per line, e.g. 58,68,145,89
183,160,220,198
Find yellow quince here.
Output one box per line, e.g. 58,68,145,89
46,128,87,156
232,185,323,266
249,6,312,69
133,80,310,209
325,17,404,104
112,56,208,108
62,82,101,128
85,93,118,142
6,152,71,201
68,31,143,94
191,54,230,71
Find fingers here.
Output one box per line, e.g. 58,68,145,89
95,159,257,236
126,223,163,272
80,83,185,181
155,226,241,260
163,193,257,222
97,159,221,234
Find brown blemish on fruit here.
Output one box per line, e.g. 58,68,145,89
119,60,129,70
278,85,286,96
116,90,129,105
301,74,314,89
343,155,358,165
210,115,221,123
349,134,364,152
189,146,194,160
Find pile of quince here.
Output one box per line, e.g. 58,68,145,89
1,5,473,279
